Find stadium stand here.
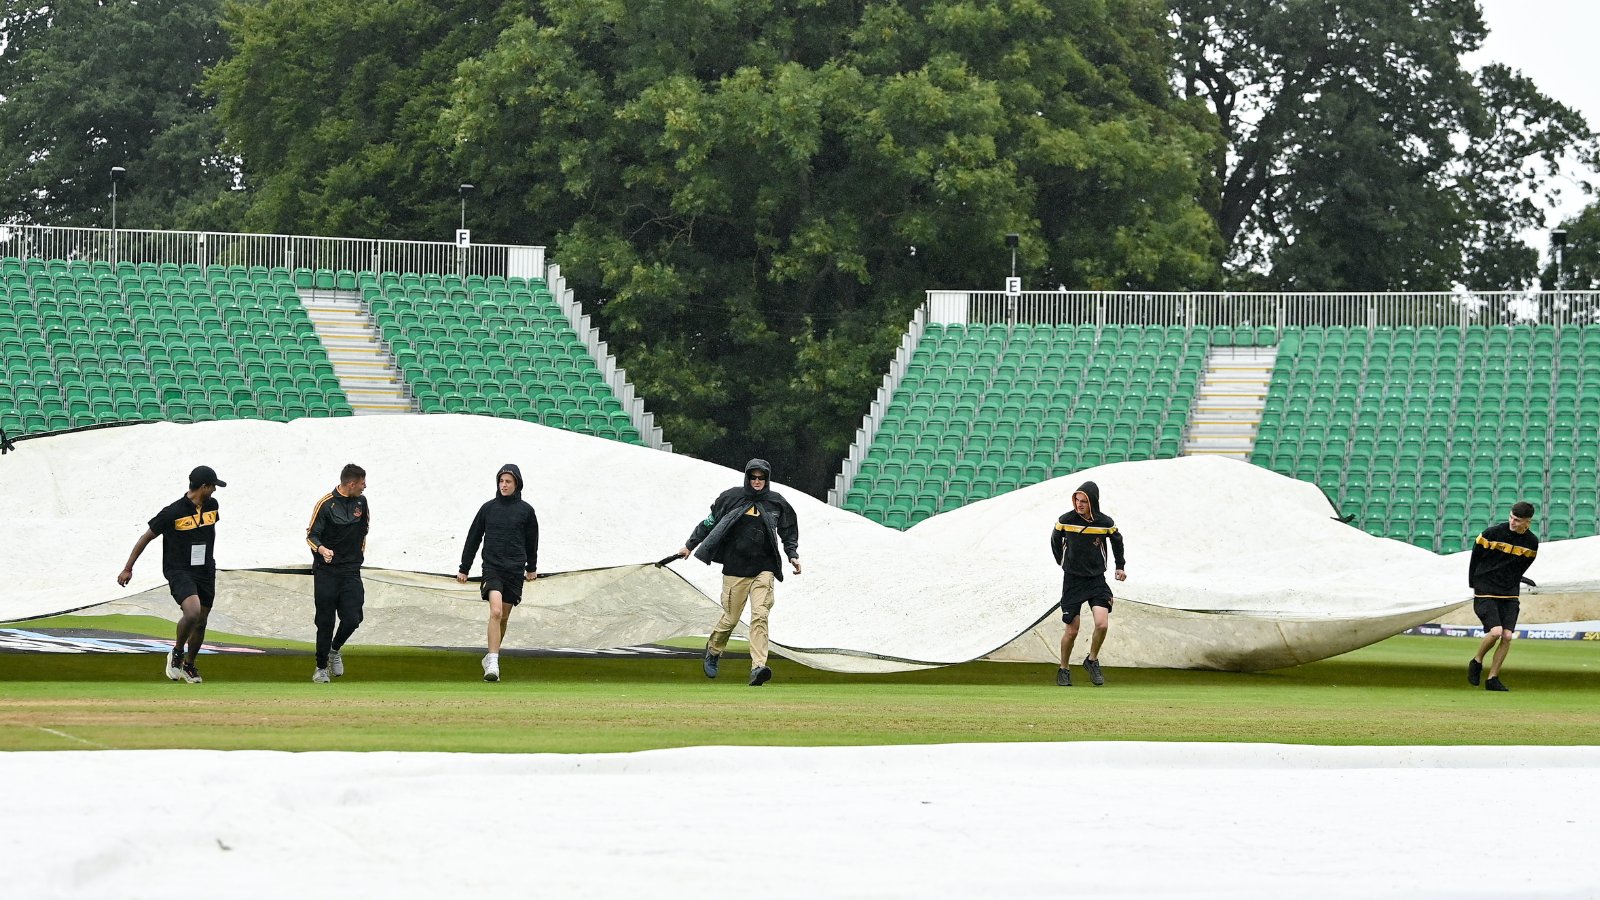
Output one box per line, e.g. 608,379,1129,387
1253,325,1600,551
0,257,346,436
1,249,648,445
837,323,1204,528
359,271,644,444
836,312,1600,551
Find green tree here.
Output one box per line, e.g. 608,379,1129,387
207,0,518,240
1172,0,1595,291
0,0,238,230
440,0,1220,492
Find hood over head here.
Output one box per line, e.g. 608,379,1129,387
1074,480,1100,518
496,463,524,499
743,458,772,499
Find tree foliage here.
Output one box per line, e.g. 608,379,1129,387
207,0,521,239
436,0,1220,490
0,0,237,229
1172,0,1596,291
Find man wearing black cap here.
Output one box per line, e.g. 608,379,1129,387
117,465,226,684
305,463,370,683
1467,500,1539,692
677,459,801,687
456,464,539,682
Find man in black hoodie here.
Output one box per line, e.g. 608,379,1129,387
1050,480,1126,687
456,463,539,683
677,459,801,686
1467,501,1539,692
305,463,369,683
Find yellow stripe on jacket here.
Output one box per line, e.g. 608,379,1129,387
305,491,335,550
1055,523,1118,535
1476,535,1536,558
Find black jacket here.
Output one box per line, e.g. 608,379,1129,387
1469,522,1538,598
686,458,800,581
305,488,370,571
1050,480,1126,578
459,463,540,575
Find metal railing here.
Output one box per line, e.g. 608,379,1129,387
0,224,544,279
546,264,672,453
827,306,928,506
945,290,1600,330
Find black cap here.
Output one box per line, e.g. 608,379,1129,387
189,465,227,488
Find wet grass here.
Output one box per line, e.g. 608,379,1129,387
2,629,1597,752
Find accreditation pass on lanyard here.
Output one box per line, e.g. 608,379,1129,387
190,544,206,566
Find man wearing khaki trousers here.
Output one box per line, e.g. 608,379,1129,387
678,459,801,686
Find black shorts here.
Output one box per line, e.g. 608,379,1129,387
1061,575,1113,625
167,569,216,609
481,568,526,607
1474,597,1520,632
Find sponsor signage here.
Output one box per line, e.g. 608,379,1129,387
1403,624,1595,641
0,629,269,654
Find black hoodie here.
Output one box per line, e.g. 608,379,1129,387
686,458,801,581
1468,521,1538,598
459,463,540,575
1050,480,1126,578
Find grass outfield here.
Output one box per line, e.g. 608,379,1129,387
1,619,1597,751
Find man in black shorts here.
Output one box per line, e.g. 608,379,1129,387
117,465,226,684
305,463,370,683
1050,480,1125,687
1467,500,1538,692
456,464,539,682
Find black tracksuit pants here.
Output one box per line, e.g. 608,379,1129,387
313,569,365,668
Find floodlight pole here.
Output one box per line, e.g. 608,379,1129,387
1552,228,1568,290
110,166,126,263
459,183,475,232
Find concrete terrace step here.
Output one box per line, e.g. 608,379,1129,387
1184,344,1278,458
342,377,406,392
301,288,415,416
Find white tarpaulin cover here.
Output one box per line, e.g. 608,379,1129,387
5,743,1600,899
4,416,1596,671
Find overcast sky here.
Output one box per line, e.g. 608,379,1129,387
1473,0,1597,233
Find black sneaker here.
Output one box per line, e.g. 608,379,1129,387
180,661,203,684
1084,658,1105,686
748,666,773,686
703,648,720,679
1485,676,1509,692
1055,667,1072,687
1467,658,1482,687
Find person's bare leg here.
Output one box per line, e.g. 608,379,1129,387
177,595,207,663
1059,620,1081,668
1488,633,1514,678
1086,606,1110,661
487,592,506,654
1473,629,1499,665
499,603,513,646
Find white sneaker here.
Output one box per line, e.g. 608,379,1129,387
329,650,344,678
482,655,500,683
164,651,183,682
312,667,331,683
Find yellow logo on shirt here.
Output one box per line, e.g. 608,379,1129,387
174,510,218,531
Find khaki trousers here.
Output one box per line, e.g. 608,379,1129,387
708,572,776,667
